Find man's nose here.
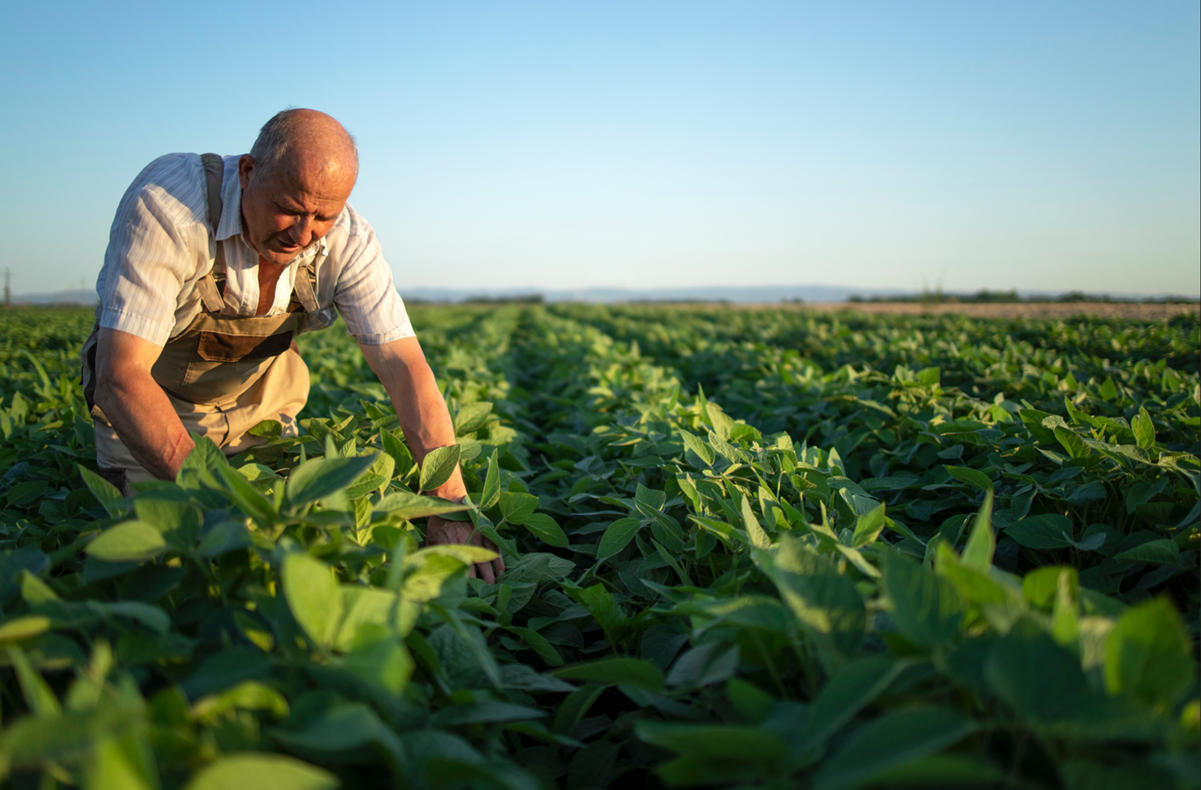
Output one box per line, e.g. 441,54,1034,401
289,216,315,247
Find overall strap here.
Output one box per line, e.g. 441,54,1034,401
292,259,321,313
195,153,227,314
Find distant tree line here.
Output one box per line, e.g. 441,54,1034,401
847,289,1199,305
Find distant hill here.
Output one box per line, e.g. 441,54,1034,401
12,290,98,306
398,285,1199,304
400,285,911,304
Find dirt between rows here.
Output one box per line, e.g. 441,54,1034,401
684,302,1200,321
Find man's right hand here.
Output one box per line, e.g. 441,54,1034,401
94,328,194,480
425,516,505,584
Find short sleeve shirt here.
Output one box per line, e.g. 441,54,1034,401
96,153,415,346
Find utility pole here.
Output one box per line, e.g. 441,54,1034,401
3,269,10,308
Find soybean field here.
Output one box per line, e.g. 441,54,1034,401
0,303,1198,790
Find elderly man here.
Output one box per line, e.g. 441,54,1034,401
82,109,503,581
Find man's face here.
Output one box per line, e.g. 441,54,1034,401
237,154,355,266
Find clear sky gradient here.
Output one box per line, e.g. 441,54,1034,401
4,1,1198,297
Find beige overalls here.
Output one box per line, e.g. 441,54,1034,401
82,154,320,491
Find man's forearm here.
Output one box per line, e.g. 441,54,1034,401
95,369,194,480
362,338,467,500
392,363,467,500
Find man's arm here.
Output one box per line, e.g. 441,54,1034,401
93,328,195,480
358,336,504,583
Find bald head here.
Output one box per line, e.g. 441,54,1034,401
248,109,358,185
237,109,360,265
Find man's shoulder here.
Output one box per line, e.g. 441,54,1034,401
120,153,209,227
334,201,374,239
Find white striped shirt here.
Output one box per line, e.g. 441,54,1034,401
97,153,415,346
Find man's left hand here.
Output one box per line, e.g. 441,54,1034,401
426,516,505,584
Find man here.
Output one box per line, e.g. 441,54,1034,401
83,109,503,582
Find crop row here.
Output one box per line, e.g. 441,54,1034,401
0,304,1196,790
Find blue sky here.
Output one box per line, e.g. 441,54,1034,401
4,1,1198,297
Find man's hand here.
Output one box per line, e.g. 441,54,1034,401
426,516,506,584
357,338,504,581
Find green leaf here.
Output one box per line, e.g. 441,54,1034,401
214,464,276,526
666,642,740,688
375,491,472,520
881,550,962,651
553,683,606,734
1054,426,1088,459
283,553,343,650
985,624,1088,721
0,700,143,771
1113,538,1179,565
935,544,1015,608
725,678,774,724
430,701,545,727
769,536,865,669
343,633,415,695
419,444,461,493
740,496,771,549
851,502,887,547
480,449,501,510
178,434,228,481
270,702,400,760
511,627,565,667
636,721,786,761
286,453,378,508
1125,477,1168,514
1105,597,1195,710
813,707,975,790
78,465,124,518
596,518,642,561
797,656,908,756
498,492,539,525
408,544,500,567
522,513,568,548
134,497,202,551
195,521,252,558
1132,407,1156,450
181,648,271,700
1005,514,1075,549
552,658,664,692
86,521,168,562
90,601,170,634
248,419,282,438
945,465,994,493
183,754,338,790
191,681,289,722
0,616,51,645
334,587,419,648
960,491,995,570
9,646,60,716
454,402,493,434
864,754,1004,788
1022,566,1078,608
380,427,414,473
679,429,715,466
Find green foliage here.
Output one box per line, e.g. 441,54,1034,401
0,304,1197,788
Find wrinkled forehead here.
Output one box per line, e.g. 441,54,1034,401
265,152,356,203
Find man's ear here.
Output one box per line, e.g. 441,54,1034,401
237,155,256,189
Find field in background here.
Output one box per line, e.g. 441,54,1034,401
645,302,1201,321
0,304,1198,789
